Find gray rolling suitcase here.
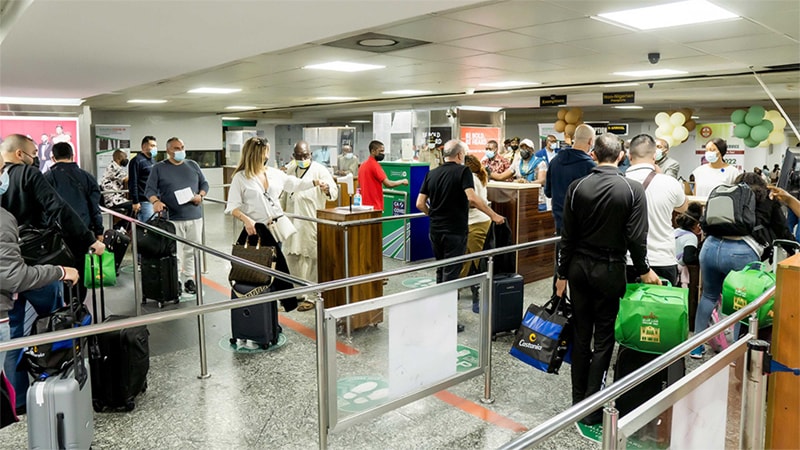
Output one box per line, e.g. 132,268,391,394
27,357,93,449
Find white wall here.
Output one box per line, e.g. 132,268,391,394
92,110,222,150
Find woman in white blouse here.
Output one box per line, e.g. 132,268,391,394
225,137,322,308
690,138,741,197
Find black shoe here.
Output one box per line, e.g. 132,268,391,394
15,404,26,416
184,279,197,294
579,411,603,426
457,323,465,333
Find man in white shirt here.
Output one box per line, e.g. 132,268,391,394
282,140,337,311
625,134,688,285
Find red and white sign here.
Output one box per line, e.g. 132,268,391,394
460,126,500,151
0,117,80,171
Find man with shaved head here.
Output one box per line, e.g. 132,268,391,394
544,124,597,233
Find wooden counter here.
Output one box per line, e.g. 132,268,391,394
486,182,556,283
317,207,383,329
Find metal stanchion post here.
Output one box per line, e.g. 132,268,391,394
748,313,758,336
739,339,769,450
194,248,210,379
481,256,495,404
131,221,142,317
200,201,208,274
343,225,352,342
601,404,619,450
316,298,329,449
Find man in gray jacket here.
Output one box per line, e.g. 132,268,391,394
0,155,79,414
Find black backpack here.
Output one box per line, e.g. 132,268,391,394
701,183,756,237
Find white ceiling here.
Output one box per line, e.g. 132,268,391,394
1,0,798,124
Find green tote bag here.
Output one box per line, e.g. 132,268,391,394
84,252,117,288
721,261,775,327
615,282,689,355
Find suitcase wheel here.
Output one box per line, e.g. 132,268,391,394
125,400,135,411
173,298,180,304
491,335,497,341
141,381,148,393
93,399,104,412
260,343,270,350
229,338,237,345
157,302,164,309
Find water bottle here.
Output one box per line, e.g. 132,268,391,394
353,188,362,207
538,189,547,212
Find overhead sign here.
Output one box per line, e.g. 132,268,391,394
460,126,501,152
540,95,567,107
607,124,629,135
603,91,635,104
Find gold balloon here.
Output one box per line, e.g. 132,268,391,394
684,119,696,132
565,109,580,124
565,123,577,137
554,120,566,132
680,108,693,120
557,109,567,120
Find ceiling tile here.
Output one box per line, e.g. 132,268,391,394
388,44,485,61
378,17,498,43
718,45,800,67
568,34,707,59
501,43,599,61
458,53,543,73
511,17,630,42
443,31,549,53
688,33,796,55
443,1,583,29
669,19,770,43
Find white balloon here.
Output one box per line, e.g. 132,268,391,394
672,126,689,141
767,130,785,144
758,139,770,148
670,112,686,126
763,110,779,121
656,124,674,139
655,112,670,126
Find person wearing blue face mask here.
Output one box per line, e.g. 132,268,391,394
480,140,513,181
129,136,158,222
144,137,209,295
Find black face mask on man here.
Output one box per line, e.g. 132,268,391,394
120,158,129,167
374,153,385,162
31,156,40,168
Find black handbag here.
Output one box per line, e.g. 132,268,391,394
509,295,573,374
18,223,75,267
136,213,177,257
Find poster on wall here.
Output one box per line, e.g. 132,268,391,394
0,116,80,172
696,123,745,171
538,124,565,145
460,126,500,160
94,124,131,177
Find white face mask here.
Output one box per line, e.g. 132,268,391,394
655,149,663,161
344,153,354,159
428,143,435,149
705,151,718,163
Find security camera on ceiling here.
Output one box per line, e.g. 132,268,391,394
648,52,660,64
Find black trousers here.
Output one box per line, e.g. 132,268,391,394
625,264,678,286
430,232,467,283
568,253,626,405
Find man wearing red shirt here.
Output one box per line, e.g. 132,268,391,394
357,140,408,210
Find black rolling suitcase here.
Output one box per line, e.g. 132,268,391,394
103,228,130,274
136,212,177,257
230,282,281,349
492,273,524,338
88,258,149,412
141,254,181,307
613,346,685,445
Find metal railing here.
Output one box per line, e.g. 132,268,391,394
498,286,776,450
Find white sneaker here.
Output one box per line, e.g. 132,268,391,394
242,339,260,350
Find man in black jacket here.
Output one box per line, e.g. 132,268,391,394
45,142,105,301
129,135,157,222
555,133,660,425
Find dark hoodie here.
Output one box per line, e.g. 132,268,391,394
544,146,596,231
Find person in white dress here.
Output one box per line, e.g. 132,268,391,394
690,138,740,197
281,141,337,311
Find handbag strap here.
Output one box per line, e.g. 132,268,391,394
642,170,657,191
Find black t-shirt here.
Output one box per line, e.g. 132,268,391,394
419,162,474,234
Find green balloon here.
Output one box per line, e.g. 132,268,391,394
761,120,774,132
731,109,747,124
745,111,763,126
748,105,766,119
734,123,751,138
750,125,769,142
743,137,759,148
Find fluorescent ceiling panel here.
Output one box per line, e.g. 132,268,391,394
596,0,739,30
0,97,83,106
613,69,688,77
478,81,538,88
303,61,385,72
188,87,241,94
225,105,257,110
382,90,433,95
127,99,167,104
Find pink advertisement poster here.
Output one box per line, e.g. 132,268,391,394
0,116,80,171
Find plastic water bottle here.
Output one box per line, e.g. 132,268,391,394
353,188,362,207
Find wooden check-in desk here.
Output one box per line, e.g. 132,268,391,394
486,182,556,283
317,207,383,330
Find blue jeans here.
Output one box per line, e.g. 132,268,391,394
695,237,758,339
0,318,9,375
787,209,800,241
3,281,64,408
137,201,154,223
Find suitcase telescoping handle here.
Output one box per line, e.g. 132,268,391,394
88,249,106,323
63,281,89,389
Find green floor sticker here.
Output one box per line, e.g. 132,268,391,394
337,376,389,413
218,333,287,353
401,277,436,289
456,345,479,372
577,421,652,448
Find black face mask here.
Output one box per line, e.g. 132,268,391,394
32,156,40,168
374,154,385,162
120,158,129,167
520,150,532,160
511,145,519,151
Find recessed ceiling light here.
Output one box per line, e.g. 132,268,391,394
603,83,640,87
478,81,539,88
0,96,83,106
316,96,359,101
382,90,433,95
303,61,385,72
350,120,371,123
188,87,242,94
459,106,503,112
221,117,241,120
127,99,168,104
596,0,739,30
614,105,643,109
357,38,398,48
613,69,688,77
225,105,257,110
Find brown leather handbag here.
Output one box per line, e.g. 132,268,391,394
228,236,277,286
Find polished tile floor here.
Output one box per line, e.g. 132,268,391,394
1,202,705,449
